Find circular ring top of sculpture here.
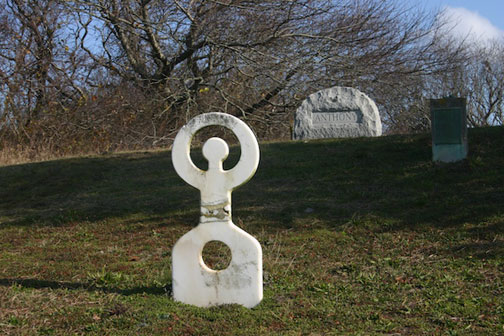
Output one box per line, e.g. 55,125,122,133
171,112,260,223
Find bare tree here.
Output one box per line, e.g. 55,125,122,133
464,42,504,126
0,0,103,161
0,0,89,132
417,39,504,130
0,0,478,162
66,0,461,138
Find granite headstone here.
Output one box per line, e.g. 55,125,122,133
293,86,382,140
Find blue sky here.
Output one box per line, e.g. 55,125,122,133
417,0,504,42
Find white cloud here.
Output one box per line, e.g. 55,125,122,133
440,6,504,44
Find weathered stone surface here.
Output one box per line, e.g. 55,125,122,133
171,112,262,308
293,86,382,140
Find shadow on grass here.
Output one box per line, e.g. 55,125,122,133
239,127,504,233
0,150,197,228
449,241,504,259
444,218,504,260
1,127,503,240
0,278,172,296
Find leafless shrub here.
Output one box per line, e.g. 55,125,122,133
1,0,493,163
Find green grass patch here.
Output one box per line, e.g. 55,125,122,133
1,126,503,334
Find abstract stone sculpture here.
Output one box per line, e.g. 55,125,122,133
171,112,262,308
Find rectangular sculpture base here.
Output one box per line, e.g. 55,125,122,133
433,143,468,163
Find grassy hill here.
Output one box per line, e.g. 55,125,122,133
0,127,503,335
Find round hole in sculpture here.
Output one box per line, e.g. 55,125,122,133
202,240,232,271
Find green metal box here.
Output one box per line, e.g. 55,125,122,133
430,98,468,162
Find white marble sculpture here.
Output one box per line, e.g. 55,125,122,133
171,112,262,308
